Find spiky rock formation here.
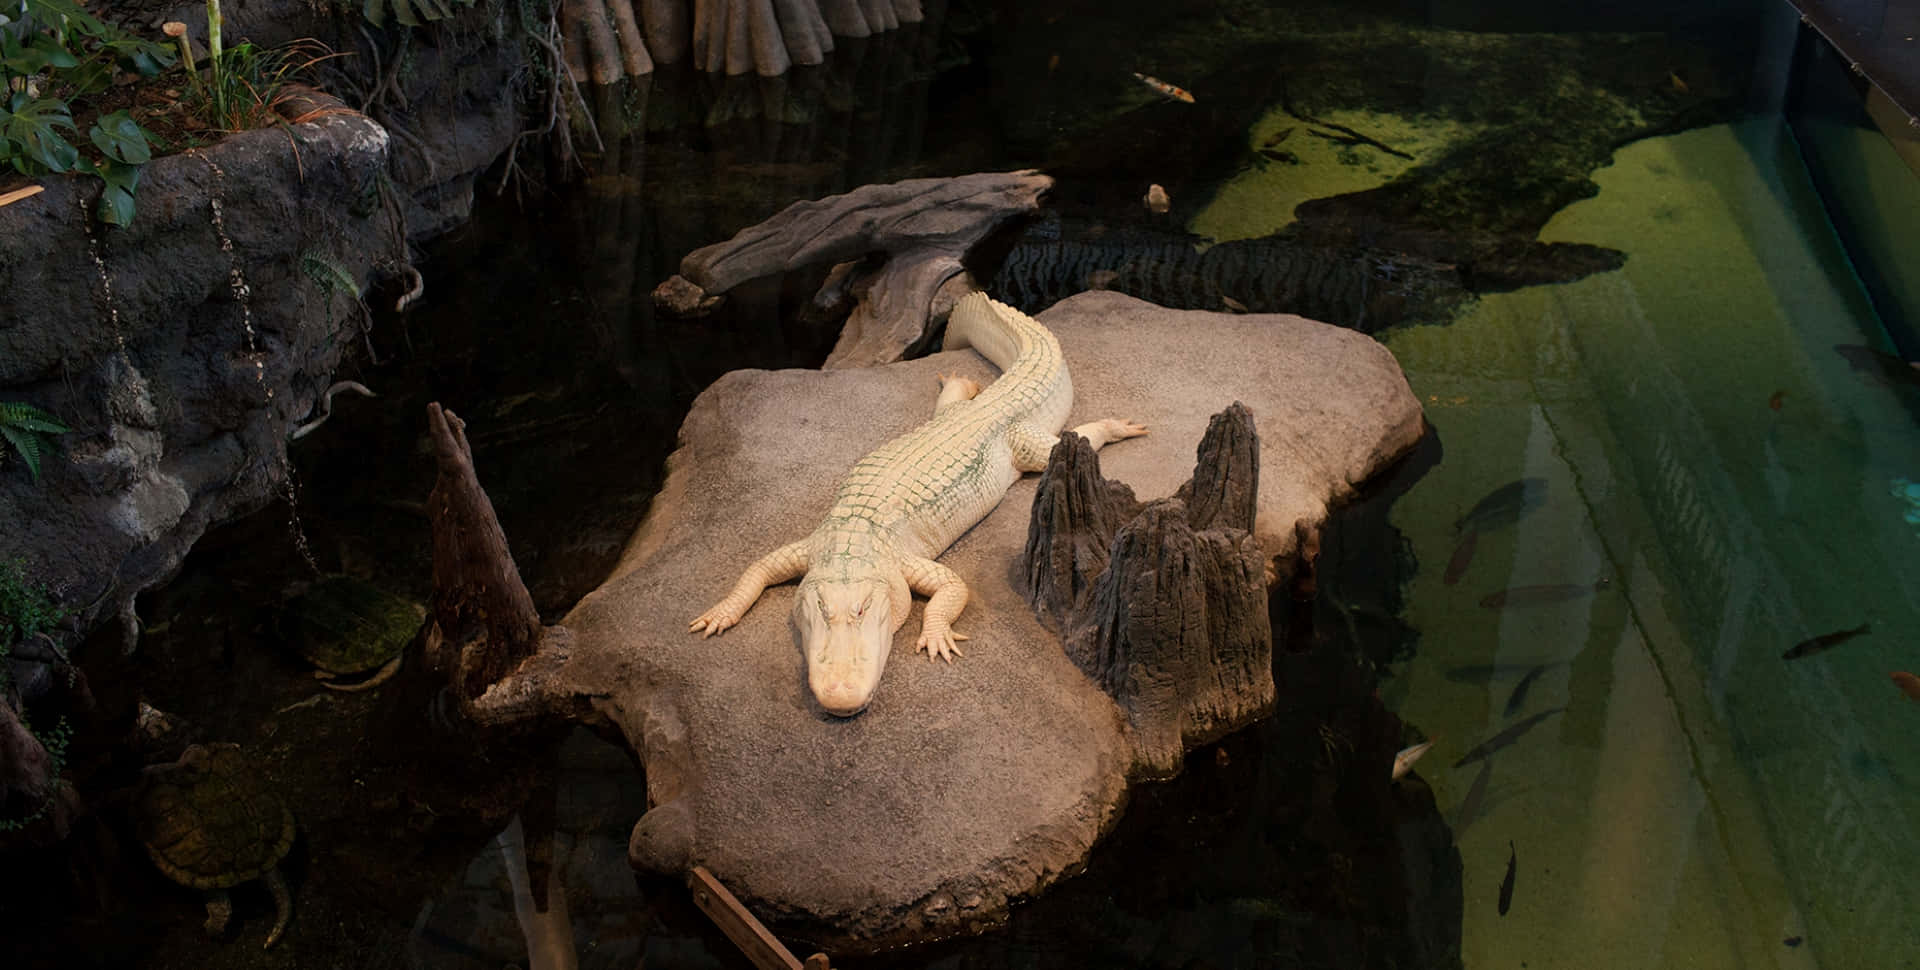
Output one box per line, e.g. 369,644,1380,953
1026,403,1273,776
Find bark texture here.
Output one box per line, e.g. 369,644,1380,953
1027,403,1276,777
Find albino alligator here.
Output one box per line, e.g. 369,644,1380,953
689,291,1148,716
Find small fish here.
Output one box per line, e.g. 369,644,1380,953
1504,665,1546,717
1220,295,1248,313
1454,758,1493,832
1768,389,1785,411
1047,53,1059,75
1479,578,1610,609
1442,530,1478,585
1669,71,1689,94
1132,71,1195,103
1445,663,1559,684
1834,344,1920,389
1454,708,1565,767
1454,478,1548,535
1392,739,1435,780
1257,147,1300,164
1497,841,1516,915
1891,671,1920,701
1262,126,1295,147
1143,183,1170,214
1781,623,1870,660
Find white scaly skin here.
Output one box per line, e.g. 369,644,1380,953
689,292,1148,716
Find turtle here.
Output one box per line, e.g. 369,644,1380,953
132,743,295,948
277,575,425,691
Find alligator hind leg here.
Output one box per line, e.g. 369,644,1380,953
1009,419,1151,472
935,373,983,413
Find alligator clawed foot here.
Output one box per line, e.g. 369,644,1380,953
688,609,739,638
917,629,969,663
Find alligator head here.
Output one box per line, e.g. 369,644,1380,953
791,567,911,717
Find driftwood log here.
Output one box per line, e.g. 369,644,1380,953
653,171,1053,367
1025,403,1274,777
564,0,924,81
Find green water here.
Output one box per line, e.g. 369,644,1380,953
1385,119,1920,970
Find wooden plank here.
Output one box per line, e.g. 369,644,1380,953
0,184,45,209
687,866,806,970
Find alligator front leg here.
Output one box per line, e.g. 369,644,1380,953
1009,418,1151,472
935,373,983,413
689,540,811,637
900,554,970,662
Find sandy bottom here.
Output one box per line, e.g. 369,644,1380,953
1380,120,1920,970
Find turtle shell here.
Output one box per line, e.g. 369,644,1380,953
279,575,425,676
133,743,294,890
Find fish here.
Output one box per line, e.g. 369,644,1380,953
1504,665,1546,717
1497,841,1516,915
1479,578,1610,609
1257,147,1300,164
1768,389,1785,411
1781,623,1870,660
1454,708,1565,767
1262,126,1295,147
1444,663,1560,684
1132,71,1195,103
1891,671,1920,701
1834,344,1920,389
1047,53,1059,75
1454,478,1548,535
1454,758,1493,832
1442,529,1478,585
1669,71,1689,94
1392,739,1436,780
1220,295,1248,313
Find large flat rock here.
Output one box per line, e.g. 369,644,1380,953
551,291,1424,948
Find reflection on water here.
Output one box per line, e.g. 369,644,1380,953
14,1,1920,968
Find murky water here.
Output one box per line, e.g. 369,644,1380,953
16,1,1920,968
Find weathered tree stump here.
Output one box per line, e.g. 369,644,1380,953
1025,403,1274,777
424,403,545,702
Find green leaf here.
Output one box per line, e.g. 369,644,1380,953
0,425,46,482
0,403,70,435
96,181,135,226
361,0,387,28
27,32,78,69
89,110,150,164
2,93,78,174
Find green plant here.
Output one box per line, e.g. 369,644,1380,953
1,0,171,225
0,557,63,651
0,401,68,482
189,37,334,133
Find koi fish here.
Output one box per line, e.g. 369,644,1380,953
1768,390,1785,411
1480,579,1609,609
1143,183,1170,214
1392,739,1435,780
1132,71,1195,103
1455,478,1547,535
1454,758,1492,832
1504,664,1546,717
1498,841,1517,915
1442,529,1478,585
1454,708,1564,767
1891,671,1920,701
1782,623,1870,660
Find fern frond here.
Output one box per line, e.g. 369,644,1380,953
0,425,45,481
0,402,70,435
300,251,362,300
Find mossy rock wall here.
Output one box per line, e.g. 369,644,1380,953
0,111,394,651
